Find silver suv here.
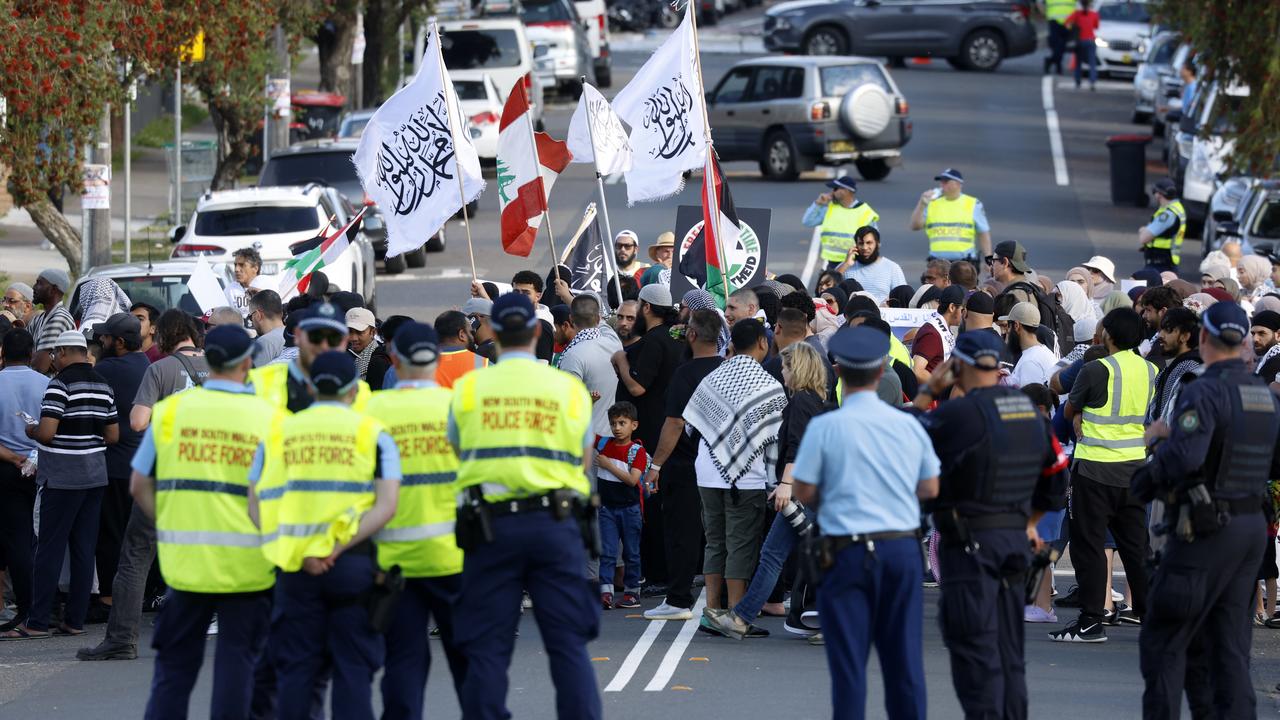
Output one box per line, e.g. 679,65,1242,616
705,56,911,181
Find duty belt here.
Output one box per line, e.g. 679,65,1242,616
826,530,919,554
485,492,574,519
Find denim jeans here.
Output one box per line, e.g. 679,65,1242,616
1075,40,1098,87
598,504,643,593
732,511,798,621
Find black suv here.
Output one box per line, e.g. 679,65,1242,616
763,0,1037,72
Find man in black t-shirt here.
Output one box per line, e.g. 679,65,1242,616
612,284,684,453
639,310,725,620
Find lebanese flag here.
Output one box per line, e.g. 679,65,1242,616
497,81,572,257
278,206,367,300
699,153,740,306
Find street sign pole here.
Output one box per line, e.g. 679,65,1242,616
175,65,182,225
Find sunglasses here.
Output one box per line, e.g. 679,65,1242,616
306,329,345,346
617,242,637,249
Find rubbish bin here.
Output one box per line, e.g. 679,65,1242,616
1106,134,1152,207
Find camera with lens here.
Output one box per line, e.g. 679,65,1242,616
780,500,814,536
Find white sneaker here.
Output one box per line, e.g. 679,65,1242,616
643,602,693,620
1111,588,1124,603
1023,605,1058,623
206,615,218,636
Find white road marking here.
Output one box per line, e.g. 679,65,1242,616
603,616,667,692
800,226,823,289
1041,75,1070,187
1055,79,1134,92
644,589,707,692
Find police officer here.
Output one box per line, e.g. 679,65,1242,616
364,322,467,719
1043,0,1076,75
129,326,282,720
1133,301,1280,719
248,302,371,413
792,325,941,720
801,175,880,270
1138,177,1188,272
910,168,992,271
913,331,1069,719
249,350,401,720
447,292,601,720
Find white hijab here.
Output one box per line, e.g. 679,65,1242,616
1057,280,1098,343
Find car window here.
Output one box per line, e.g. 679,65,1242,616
338,117,370,138
193,206,319,236
820,64,891,96
260,153,360,186
1098,2,1151,23
442,29,522,69
714,68,754,104
1148,37,1177,64
455,81,489,101
1253,199,1280,240
97,275,223,314
749,67,804,102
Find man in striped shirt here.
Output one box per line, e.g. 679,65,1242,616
28,269,76,375
2,331,118,640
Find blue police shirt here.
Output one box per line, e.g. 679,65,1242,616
801,200,880,229
1144,205,1181,237
792,389,940,535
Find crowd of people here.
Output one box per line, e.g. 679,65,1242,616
0,165,1277,718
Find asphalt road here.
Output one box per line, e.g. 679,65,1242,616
8,22,1280,720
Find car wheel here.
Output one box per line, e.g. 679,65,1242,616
595,63,612,89
855,158,892,181
406,245,427,267
425,230,445,253
383,252,407,275
959,29,1005,71
759,131,800,181
803,26,848,56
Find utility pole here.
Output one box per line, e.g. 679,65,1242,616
271,26,290,154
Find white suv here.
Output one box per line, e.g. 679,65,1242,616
169,184,377,307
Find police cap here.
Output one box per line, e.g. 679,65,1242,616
952,331,1003,371
828,325,889,370
491,292,538,331
204,325,254,369
309,350,359,395
1202,301,1249,346
297,302,347,334
1152,177,1178,199
391,321,440,366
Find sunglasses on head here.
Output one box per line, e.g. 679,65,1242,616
307,329,344,346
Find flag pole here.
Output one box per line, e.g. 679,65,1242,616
685,2,731,309
523,83,562,286
431,20,478,282
580,75,625,310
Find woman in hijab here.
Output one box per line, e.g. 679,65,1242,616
1065,266,1095,304
1183,292,1218,317
1238,254,1273,300
820,286,849,317
837,278,864,297
1056,279,1097,330
888,284,915,309
1101,290,1132,314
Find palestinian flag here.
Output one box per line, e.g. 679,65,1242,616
279,206,367,300
678,153,740,308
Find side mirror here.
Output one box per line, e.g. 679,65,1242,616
1211,209,1234,223
169,225,187,244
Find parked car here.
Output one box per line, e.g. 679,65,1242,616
1152,41,1192,143
704,56,911,181
762,0,1037,72
1206,179,1280,261
169,185,377,308
1130,30,1178,123
1093,0,1150,79
1181,81,1250,228
440,18,544,127
258,140,446,273
69,260,231,318
522,0,594,96
574,0,612,87
457,75,503,160
1201,176,1258,258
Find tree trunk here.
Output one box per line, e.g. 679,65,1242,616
209,100,252,190
25,198,83,278
362,0,387,108
317,0,361,101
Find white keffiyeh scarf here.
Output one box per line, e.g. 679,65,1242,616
926,311,956,360
76,278,131,328
682,354,787,489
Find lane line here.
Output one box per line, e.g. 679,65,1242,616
800,225,823,289
1041,75,1070,187
644,589,707,692
603,617,667,692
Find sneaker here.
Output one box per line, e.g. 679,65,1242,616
1024,605,1058,624
698,615,726,637
1048,618,1108,643
1111,588,1125,603
800,610,820,626
744,623,770,638
77,641,139,661
784,617,820,636
601,593,614,610
1054,585,1082,608
807,632,825,646
1104,603,1142,626
616,593,641,609
643,602,693,621
1255,613,1268,627
709,610,749,640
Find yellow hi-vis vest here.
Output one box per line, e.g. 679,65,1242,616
925,194,979,258
153,387,281,593
1149,199,1187,266
451,357,591,502
365,384,463,578
819,202,880,263
257,403,385,572
1075,351,1156,463
888,333,912,369
1046,0,1075,22
249,361,372,413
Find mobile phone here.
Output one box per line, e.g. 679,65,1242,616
16,411,37,426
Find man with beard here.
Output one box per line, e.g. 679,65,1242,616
28,269,75,374
1138,285,1181,370
801,175,880,271
911,286,965,384
614,230,649,279
615,300,642,350
612,285,683,454
1148,307,1201,424
1251,310,1280,381
833,226,906,305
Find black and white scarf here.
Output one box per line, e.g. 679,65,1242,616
554,326,600,368
682,354,787,488
926,311,955,360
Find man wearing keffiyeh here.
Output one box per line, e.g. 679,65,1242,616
682,319,787,623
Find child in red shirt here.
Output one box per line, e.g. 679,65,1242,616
592,402,649,609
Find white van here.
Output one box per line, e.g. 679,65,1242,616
440,18,544,126
574,0,612,88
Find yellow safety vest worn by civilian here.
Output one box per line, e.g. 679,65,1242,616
888,333,912,369
1075,351,1156,463
152,386,280,593
925,194,979,258
1046,0,1074,22
365,384,463,578
257,402,385,572
249,361,372,413
1149,199,1187,266
819,202,880,263
452,357,591,502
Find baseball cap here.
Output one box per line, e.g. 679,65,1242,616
38,268,71,293
462,298,492,317
952,331,1004,370
637,283,673,308
309,350,359,395
1152,177,1178,198
993,241,1031,273
965,291,994,315
825,176,858,193
92,312,142,344
204,325,254,368
345,307,376,332
54,330,87,349
615,229,639,245
828,325,890,370
297,303,347,334
999,301,1041,328
934,168,964,183
492,292,539,331
1082,256,1117,284
1202,301,1249,346
391,321,440,366
938,285,966,310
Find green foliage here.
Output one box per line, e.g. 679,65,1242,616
133,103,210,148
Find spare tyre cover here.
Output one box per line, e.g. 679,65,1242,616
840,83,892,139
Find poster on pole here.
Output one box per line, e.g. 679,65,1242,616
81,164,111,210
267,78,291,118
670,205,770,302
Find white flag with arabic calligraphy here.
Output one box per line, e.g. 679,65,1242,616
567,83,633,176
611,9,706,205
352,24,484,258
